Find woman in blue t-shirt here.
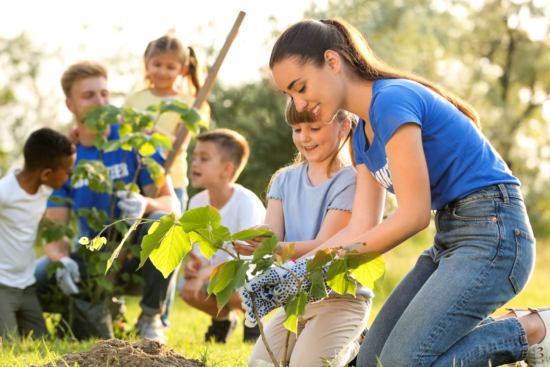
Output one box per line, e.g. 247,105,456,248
268,18,547,367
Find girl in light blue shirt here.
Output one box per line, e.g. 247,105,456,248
235,100,371,367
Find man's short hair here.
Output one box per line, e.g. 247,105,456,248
196,128,250,181
61,60,108,98
24,128,75,171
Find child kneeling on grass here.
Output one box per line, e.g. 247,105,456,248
0,128,75,339
234,101,371,367
178,128,266,343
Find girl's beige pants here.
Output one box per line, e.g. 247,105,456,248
249,294,372,367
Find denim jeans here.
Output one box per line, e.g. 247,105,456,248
358,184,536,367
35,211,181,317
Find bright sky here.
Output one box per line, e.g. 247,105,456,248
0,0,326,86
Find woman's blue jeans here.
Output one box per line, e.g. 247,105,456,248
358,184,536,366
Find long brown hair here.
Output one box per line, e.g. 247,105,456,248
269,18,481,129
267,99,358,193
144,35,203,97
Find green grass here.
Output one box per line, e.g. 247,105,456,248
4,226,548,366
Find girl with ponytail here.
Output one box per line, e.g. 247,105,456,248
123,34,210,215
267,18,547,367
235,100,370,367
123,34,209,329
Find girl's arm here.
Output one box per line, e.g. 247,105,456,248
235,200,352,259
301,123,431,258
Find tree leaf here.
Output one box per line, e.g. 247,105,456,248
149,221,192,278
308,268,328,299
207,260,238,295
326,260,356,296
106,221,139,273
189,231,218,260
138,142,156,157
179,205,222,232
115,221,128,235
151,132,172,151
139,214,176,269
103,140,121,153
251,259,274,276
230,229,265,241
345,250,385,294
282,291,307,333
214,261,250,311
281,242,295,264
251,236,281,264
306,248,333,273
48,196,75,206
181,107,202,125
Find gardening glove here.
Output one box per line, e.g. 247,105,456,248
116,190,147,224
55,257,81,296
272,258,330,304
240,283,281,327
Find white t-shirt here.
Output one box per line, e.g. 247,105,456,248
188,184,266,264
0,171,53,289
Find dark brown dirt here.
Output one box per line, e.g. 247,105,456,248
38,338,207,367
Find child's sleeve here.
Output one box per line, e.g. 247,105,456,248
327,171,357,213
266,172,283,201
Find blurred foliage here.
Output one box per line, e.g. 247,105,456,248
0,32,64,176
306,0,550,235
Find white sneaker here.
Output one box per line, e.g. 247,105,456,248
136,314,167,344
524,307,550,366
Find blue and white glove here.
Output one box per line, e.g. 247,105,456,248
55,257,81,296
116,190,147,225
239,258,330,327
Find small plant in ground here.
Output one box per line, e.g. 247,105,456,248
81,205,385,367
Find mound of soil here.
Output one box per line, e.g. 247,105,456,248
38,338,207,367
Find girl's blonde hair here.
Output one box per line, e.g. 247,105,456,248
268,99,358,193
144,35,203,97
269,18,481,129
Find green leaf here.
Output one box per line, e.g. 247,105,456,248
189,231,218,260
97,277,114,291
308,269,328,299
151,132,172,151
345,250,385,294
106,221,139,273
182,107,202,125
306,248,333,273
132,273,145,285
251,259,274,276
148,217,192,278
186,121,200,137
115,221,128,235
103,140,121,153
90,236,107,251
93,136,107,150
196,225,230,245
120,272,130,282
179,205,222,232
139,215,175,269
207,260,237,295
281,242,295,264
216,260,250,313
282,291,307,333
119,122,132,137
48,196,75,206
252,236,282,264
326,260,356,296
138,142,156,157
231,229,268,241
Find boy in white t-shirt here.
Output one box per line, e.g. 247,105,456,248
178,128,266,343
0,128,75,338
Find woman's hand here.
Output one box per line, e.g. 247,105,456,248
233,224,274,256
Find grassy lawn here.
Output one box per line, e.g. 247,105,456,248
2,225,547,366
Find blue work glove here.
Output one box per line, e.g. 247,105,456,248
55,257,81,296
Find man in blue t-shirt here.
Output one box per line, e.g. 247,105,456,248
34,61,181,343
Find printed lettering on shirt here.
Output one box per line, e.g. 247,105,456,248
73,163,130,188
373,162,393,189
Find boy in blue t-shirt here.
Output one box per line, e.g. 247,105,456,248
34,61,181,343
